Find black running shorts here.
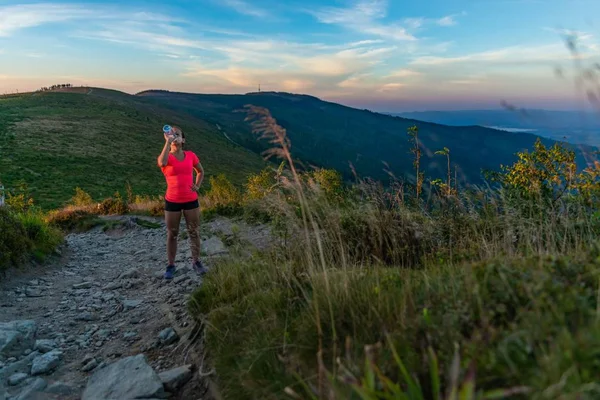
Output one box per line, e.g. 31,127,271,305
164,199,200,212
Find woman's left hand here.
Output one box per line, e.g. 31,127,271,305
191,184,200,192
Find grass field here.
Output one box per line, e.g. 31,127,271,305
0,89,267,209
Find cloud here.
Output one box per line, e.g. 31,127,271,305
436,16,457,27
0,3,91,36
435,12,466,27
76,23,209,56
404,18,424,29
219,0,269,17
310,0,416,41
378,82,405,92
410,43,586,66
448,79,480,85
386,69,422,78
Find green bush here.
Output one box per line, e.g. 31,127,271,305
0,207,62,272
16,211,62,261
5,182,35,213
69,187,94,207
97,191,129,215
45,207,101,232
205,174,242,207
0,207,30,270
192,246,600,399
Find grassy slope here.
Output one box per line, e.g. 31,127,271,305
137,90,595,183
0,89,266,210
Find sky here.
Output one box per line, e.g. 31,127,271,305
1,0,600,112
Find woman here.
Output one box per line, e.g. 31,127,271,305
157,126,207,279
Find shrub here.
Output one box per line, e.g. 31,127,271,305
16,211,62,261
69,187,94,207
45,207,100,232
5,182,35,213
205,174,242,207
245,166,280,201
0,207,30,271
0,207,63,272
97,191,129,215
307,168,344,200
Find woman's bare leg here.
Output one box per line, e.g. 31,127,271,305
182,207,201,262
165,210,181,265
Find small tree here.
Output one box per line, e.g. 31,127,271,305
308,168,343,200
434,147,455,196
70,187,94,207
206,174,242,206
245,168,278,200
6,182,35,212
407,125,423,199
500,138,577,203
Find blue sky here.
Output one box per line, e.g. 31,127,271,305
0,0,599,111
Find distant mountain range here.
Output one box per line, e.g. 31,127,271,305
1,88,597,209
390,109,600,147
138,90,596,184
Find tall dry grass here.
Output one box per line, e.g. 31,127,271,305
190,106,600,400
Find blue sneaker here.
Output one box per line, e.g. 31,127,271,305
193,260,208,275
164,265,176,280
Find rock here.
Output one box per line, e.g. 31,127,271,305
118,268,140,280
0,321,37,358
8,373,28,386
11,377,47,400
73,282,93,289
93,330,110,340
102,282,122,291
81,354,95,366
173,275,190,284
94,341,103,348
25,289,43,298
203,236,227,256
30,351,62,376
82,354,166,400
45,381,75,396
22,349,31,356
123,332,138,341
33,340,56,354
6,358,16,363
158,328,178,346
122,300,143,310
102,293,116,302
82,359,99,372
158,364,193,392
0,352,39,382
75,313,97,322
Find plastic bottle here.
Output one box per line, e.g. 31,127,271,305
163,125,174,137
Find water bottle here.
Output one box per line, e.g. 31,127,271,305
163,125,174,137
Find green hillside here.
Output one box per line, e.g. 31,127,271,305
0,89,266,210
137,90,595,184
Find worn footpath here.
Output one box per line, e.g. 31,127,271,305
0,215,272,400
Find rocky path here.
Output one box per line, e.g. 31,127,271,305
0,215,273,400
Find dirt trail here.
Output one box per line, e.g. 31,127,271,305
0,215,272,400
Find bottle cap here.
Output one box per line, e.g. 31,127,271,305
163,125,172,135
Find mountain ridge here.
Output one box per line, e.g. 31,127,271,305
136,88,596,184
2,87,597,209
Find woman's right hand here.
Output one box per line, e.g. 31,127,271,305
164,133,175,144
